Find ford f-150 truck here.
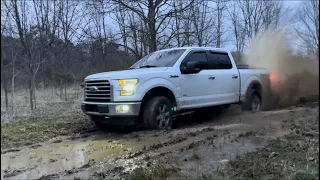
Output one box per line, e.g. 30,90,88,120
81,47,271,129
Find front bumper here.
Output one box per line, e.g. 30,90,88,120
81,101,141,117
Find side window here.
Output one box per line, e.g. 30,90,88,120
181,51,209,70
208,52,233,69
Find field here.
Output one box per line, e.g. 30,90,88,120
1,88,319,180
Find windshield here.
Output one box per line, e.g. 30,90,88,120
130,49,186,69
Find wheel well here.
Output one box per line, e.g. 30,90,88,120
140,87,177,112
247,81,262,100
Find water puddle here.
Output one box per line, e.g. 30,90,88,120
1,137,139,179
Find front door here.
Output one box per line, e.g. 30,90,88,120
178,50,217,109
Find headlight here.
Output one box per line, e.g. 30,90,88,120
118,79,138,86
118,79,138,96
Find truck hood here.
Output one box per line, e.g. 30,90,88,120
85,67,169,80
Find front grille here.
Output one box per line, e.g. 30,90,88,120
85,80,112,102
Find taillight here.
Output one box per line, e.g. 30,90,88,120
269,75,274,81
269,74,279,83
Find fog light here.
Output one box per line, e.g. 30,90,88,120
120,90,134,96
116,105,130,113
122,105,129,111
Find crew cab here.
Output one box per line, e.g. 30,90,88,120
81,47,271,129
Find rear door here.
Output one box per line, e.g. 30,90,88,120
206,51,240,104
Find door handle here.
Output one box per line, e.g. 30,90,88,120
232,75,238,79
208,76,215,80
169,75,179,78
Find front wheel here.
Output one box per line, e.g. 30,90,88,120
142,96,173,130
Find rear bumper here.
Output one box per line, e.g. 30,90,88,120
81,101,141,117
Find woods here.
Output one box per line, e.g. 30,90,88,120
1,0,319,111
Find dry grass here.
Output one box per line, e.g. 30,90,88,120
1,86,83,123
1,87,94,149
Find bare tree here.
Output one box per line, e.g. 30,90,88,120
214,0,227,48
295,1,319,57
228,1,246,61
4,0,40,110
111,0,194,53
190,0,214,46
58,0,81,100
1,5,10,110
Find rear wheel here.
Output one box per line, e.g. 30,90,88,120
142,96,173,130
243,89,262,112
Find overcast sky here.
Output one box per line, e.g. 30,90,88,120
102,0,303,52
1,0,303,52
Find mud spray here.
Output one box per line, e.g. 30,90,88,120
243,30,319,108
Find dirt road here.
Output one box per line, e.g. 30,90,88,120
1,104,318,179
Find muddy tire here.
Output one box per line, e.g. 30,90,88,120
142,96,173,130
242,89,262,112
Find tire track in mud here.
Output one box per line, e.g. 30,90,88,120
84,107,318,179
34,127,222,179
2,106,318,180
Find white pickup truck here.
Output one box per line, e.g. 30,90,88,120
81,47,272,129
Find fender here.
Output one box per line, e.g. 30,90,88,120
135,78,179,101
241,75,263,102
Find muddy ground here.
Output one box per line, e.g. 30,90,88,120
1,102,319,180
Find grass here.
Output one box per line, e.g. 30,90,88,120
1,114,93,149
1,87,94,149
126,165,181,180
1,86,83,123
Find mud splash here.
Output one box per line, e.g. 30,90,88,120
244,30,319,108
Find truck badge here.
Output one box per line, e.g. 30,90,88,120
89,86,98,92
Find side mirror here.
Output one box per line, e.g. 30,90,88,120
182,61,201,74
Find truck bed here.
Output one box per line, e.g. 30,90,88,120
236,64,263,69
236,64,249,69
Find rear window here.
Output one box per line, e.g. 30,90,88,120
208,52,233,69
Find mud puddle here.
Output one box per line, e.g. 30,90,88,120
1,105,318,179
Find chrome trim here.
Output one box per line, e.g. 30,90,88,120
82,101,140,105
111,84,114,101
85,79,112,102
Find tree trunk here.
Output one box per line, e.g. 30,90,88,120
4,78,9,111
64,80,67,101
29,79,34,110
1,38,8,110
216,3,221,48
33,79,37,110
11,64,15,112
148,0,157,53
